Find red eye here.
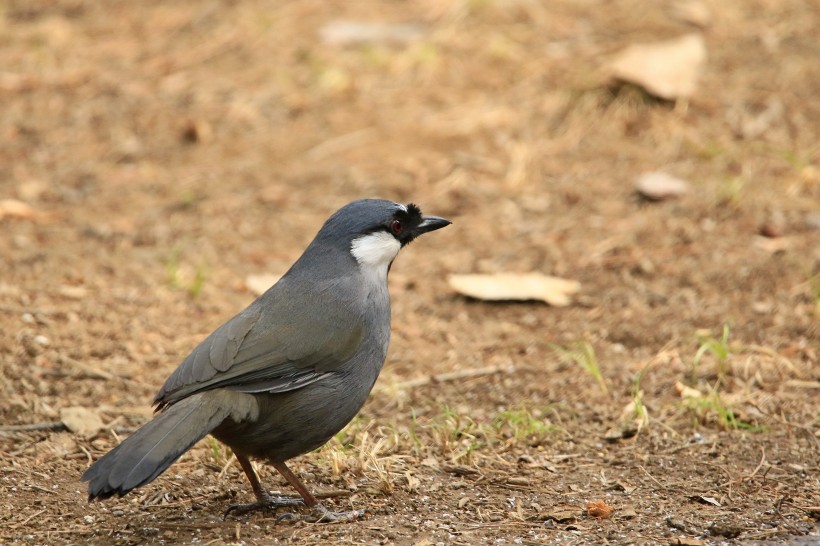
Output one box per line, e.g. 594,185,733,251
391,219,403,234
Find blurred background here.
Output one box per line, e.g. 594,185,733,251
1,1,818,543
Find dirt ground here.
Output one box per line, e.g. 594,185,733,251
1,1,819,544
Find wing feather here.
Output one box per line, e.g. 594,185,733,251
153,279,365,408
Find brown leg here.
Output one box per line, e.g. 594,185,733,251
271,460,367,523
227,456,366,523
235,453,269,503
224,453,304,517
271,460,319,507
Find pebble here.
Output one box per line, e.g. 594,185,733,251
635,171,690,201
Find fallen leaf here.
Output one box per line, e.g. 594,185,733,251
610,33,706,100
60,407,104,436
405,471,420,492
448,273,580,306
587,500,614,519
636,171,690,201
610,481,637,495
0,199,47,221
540,507,577,523
694,495,721,507
245,274,281,296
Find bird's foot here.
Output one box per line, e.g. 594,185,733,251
224,493,304,518
275,504,368,524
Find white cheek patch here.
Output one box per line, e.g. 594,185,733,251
350,231,401,269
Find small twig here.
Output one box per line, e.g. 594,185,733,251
0,421,67,434
8,509,47,529
218,454,237,478
58,355,153,389
638,465,666,489
314,489,353,499
28,483,55,495
719,447,766,487
79,444,93,466
748,447,767,479
741,529,783,540
393,365,515,390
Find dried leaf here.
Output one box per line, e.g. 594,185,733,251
695,495,721,507
245,274,281,296
610,33,706,100
540,507,577,523
609,481,637,495
448,273,580,306
0,199,47,221
405,471,420,492
60,407,104,435
587,500,614,519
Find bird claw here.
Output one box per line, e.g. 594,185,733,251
224,491,366,524
224,494,304,518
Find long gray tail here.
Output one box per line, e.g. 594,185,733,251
82,390,258,501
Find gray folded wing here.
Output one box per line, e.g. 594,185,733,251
154,285,365,408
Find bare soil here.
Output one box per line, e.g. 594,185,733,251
1,1,818,544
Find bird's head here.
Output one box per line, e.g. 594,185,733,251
315,199,451,273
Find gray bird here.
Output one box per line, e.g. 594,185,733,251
82,199,450,522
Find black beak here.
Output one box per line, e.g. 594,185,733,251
413,215,451,236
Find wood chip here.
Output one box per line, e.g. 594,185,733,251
448,273,580,306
